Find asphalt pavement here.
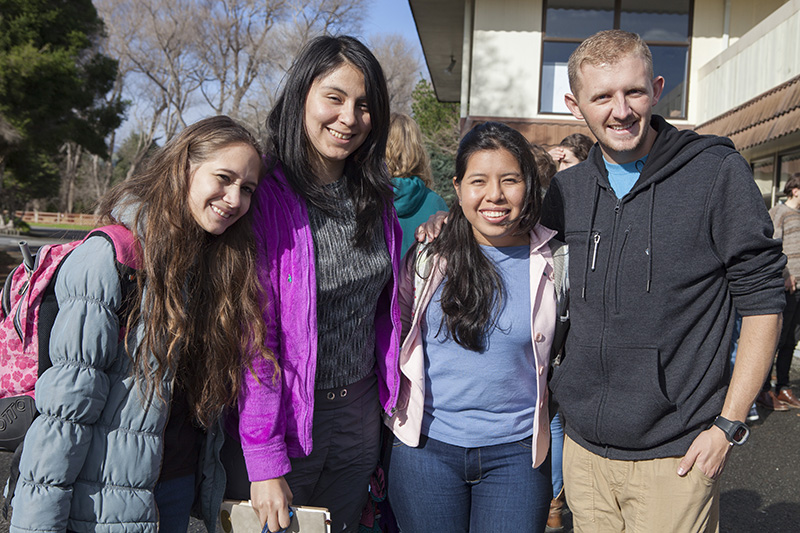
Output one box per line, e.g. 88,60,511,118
0,227,797,531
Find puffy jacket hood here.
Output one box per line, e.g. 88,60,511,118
392,176,428,217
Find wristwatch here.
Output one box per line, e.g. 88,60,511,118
712,416,750,445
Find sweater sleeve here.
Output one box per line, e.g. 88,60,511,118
11,238,124,532
236,179,294,482
708,152,786,315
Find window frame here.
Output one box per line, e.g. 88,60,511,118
539,0,694,118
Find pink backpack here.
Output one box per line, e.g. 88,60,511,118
0,225,139,451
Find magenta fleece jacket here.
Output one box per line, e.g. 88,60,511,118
239,163,403,481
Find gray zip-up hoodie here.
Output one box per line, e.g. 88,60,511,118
541,115,786,460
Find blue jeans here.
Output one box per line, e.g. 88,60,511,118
387,434,551,533
550,411,564,496
154,474,196,533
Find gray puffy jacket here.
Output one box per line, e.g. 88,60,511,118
10,235,225,532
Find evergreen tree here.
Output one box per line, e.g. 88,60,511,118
0,0,125,213
410,78,460,205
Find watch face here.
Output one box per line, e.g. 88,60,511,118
732,425,749,444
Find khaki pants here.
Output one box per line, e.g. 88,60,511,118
563,435,720,533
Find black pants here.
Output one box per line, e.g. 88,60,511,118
222,374,381,533
765,290,800,391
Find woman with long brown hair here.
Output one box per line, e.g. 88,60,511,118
10,116,274,532
223,36,402,533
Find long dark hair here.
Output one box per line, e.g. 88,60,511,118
266,35,392,247
98,115,276,428
426,121,542,351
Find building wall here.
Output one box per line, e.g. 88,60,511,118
694,0,800,124
468,0,543,119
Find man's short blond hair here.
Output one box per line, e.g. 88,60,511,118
568,30,654,95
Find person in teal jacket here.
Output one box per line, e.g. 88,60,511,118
387,112,448,256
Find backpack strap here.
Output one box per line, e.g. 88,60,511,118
38,225,140,379
549,240,569,367
410,243,435,323
88,225,141,269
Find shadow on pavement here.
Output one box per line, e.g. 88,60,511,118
721,490,800,532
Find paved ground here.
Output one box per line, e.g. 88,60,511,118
0,229,798,531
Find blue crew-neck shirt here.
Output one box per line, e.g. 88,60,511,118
421,244,537,447
604,155,648,198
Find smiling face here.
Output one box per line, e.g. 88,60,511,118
187,143,261,235
565,53,664,165
304,62,372,183
455,148,529,248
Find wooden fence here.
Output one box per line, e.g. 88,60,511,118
13,211,99,226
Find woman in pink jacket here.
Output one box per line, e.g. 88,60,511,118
221,36,402,533
385,122,556,532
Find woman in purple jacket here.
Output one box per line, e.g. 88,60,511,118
222,36,402,533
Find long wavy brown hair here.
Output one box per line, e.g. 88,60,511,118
98,115,276,428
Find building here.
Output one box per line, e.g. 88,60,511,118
409,0,800,205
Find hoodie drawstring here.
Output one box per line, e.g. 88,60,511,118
646,184,655,293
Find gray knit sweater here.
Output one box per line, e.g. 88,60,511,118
308,178,391,389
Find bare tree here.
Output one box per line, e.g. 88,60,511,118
192,0,289,119
59,143,83,213
369,33,421,114
91,0,367,199
277,0,366,62
97,0,200,183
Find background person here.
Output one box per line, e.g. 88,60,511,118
548,133,594,172
386,122,555,533
10,116,271,532
758,172,800,410
529,142,558,190
387,112,448,256
541,29,784,532
222,35,402,533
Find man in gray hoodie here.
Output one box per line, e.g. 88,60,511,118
541,30,785,532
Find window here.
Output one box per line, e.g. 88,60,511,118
752,157,776,208
540,0,691,118
751,150,800,208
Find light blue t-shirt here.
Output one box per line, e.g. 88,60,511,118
604,155,648,198
421,245,537,447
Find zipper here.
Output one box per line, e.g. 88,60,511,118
590,233,601,271
12,279,31,342
613,226,631,314
594,194,623,443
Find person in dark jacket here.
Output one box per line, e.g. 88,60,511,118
387,112,449,256
541,30,786,532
